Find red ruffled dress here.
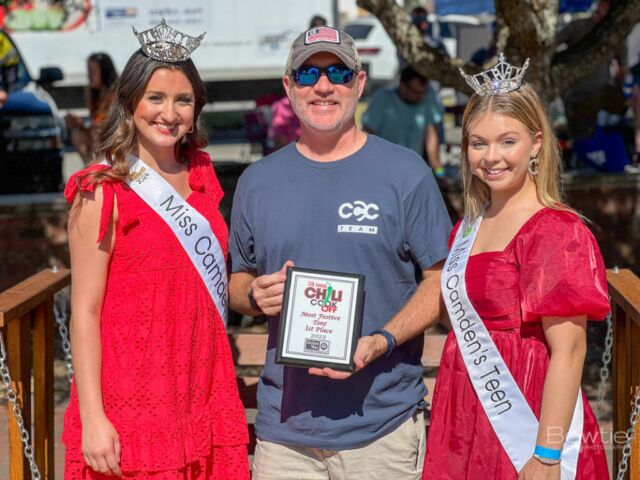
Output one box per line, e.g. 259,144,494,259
62,151,249,479
423,208,610,480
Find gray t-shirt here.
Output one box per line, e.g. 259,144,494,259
229,134,451,450
362,85,443,157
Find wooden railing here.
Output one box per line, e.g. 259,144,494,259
609,269,640,480
0,268,638,478
0,268,71,480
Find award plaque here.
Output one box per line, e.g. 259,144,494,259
276,267,365,371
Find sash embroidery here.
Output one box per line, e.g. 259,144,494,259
442,214,583,479
100,156,228,324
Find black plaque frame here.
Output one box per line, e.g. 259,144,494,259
276,266,365,371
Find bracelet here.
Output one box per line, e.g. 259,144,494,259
371,328,396,357
534,444,562,461
434,167,445,178
533,454,561,466
248,288,261,312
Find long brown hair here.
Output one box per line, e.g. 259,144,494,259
460,84,575,221
82,49,207,185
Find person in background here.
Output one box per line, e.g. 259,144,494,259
65,52,118,164
556,0,626,141
470,27,498,68
410,5,448,57
363,66,445,179
309,14,328,29
630,53,640,164
267,95,300,151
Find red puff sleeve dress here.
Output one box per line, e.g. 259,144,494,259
423,208,610,480
62,151,250,480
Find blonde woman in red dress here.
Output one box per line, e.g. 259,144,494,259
423,56,609,479
62,21,249,479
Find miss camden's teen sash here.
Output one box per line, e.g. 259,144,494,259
442,214,583,479
100,155,228,324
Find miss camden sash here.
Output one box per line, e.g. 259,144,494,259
442,215,583,479
100,156,228,324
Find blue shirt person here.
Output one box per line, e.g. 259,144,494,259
363,66,444,177
228,27,451,480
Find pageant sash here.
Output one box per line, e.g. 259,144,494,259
100,156,228,324
442,215,583,479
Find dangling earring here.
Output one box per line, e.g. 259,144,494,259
528,156,539,176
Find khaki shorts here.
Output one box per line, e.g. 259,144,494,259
252,411,426,480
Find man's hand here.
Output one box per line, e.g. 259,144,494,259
0,89,7,109
308,333,387,380
250,260,294,316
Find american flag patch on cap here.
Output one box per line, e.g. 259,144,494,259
305,27,340,45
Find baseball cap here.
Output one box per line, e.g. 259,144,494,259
286,26,361,74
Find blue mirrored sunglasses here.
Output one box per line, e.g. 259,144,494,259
292,64,356,86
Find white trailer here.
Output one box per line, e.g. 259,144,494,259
8,0,337,87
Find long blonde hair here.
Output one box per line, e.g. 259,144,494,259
80,49,207,186
460,84,574,221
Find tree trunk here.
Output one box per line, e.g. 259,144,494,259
356,0,640,104
356,0,473,94
553,0,640,95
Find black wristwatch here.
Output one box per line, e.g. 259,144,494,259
371,328,396,357
248,288,261,312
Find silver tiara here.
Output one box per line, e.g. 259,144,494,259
133,19,205,63
459,53,529,96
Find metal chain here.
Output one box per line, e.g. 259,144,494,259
0,332,42,480
617,387,640,480
596,310,613,416
53,293,73,383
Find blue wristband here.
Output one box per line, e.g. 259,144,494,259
534,445,562,461
371,328,396,357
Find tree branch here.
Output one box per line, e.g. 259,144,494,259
553,0,640,95
497,0,558,54
356,0,474,94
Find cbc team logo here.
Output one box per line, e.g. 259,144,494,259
338,201,380,222
337,200,380,234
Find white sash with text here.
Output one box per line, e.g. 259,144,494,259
101,156,228,324
442,215,583,478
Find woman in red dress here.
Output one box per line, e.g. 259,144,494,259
62,22,249,479
423,58,609,479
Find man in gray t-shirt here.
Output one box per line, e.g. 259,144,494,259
229,27,451,480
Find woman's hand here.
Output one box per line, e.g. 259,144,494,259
81,413,122,476
518,457,560,480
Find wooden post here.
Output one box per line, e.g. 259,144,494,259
630,320,640,480
7,313,33,480
33,299,54,479
0,269,71,478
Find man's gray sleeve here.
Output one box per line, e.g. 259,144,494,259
403,169,452,269
228,173,257,273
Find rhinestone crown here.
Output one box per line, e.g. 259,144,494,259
459,53,529,96
133,19,205,63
